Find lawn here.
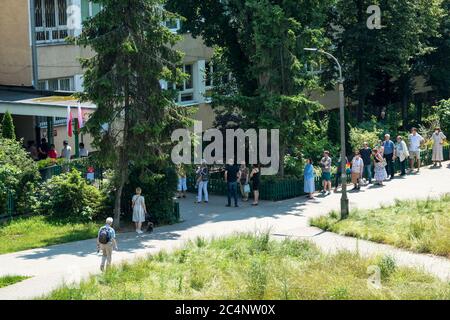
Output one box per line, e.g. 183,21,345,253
0,275,30,288
45,234,450,300
0,215,102,254
310,194,450,258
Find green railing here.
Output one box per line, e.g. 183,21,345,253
173,201,180,222
186,146,449,201
39,159,104,182
0,190,15,221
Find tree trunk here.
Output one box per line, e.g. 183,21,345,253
113,158,127,229
113,73,131,230
356,0,365,122
400,74,410,130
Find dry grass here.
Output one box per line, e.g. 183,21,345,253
311,195,450,257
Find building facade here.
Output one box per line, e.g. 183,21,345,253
0,0,215,153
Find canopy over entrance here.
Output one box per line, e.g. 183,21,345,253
0,86,96,158
0,86,95,117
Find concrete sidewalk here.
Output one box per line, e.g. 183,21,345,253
1,162,449,299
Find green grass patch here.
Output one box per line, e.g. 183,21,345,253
310,194,450,257
0,275,30,288
44,234,450,300
0,215,101,255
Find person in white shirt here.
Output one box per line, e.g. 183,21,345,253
431,127,446,167
351,151,364,190
79,142,89,158
408,127,424,173
60,140,72,161
394,136,409,176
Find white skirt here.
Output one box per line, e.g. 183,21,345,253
132,208,145,223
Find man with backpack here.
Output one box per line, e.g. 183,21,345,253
97,217,118,271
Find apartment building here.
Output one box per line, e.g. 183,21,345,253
0,0,215,154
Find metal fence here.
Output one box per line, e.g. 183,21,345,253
3,146,449,219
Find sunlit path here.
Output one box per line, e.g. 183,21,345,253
1,162,449,299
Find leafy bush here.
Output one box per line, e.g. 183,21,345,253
349,126,382,152
33,170,104,221
0,138,40,214
1,111,16,139
37,158,65,170
434,99,450,135
122,164,179,225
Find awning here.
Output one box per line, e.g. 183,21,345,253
0,86,96,118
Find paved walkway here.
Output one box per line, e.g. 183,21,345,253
1,162,450,299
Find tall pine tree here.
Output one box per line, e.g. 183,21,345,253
1,111,16,140
74,0,186,228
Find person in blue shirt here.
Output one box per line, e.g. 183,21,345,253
382,134,395,179
97,217,118,271
304,158,315,199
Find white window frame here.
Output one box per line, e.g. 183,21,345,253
164,19,181,33
305,60,323,75
38,77,75,92
179,64,195,104
35,0,69,44
204,61,214,88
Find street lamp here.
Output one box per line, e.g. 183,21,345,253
304,48,349,219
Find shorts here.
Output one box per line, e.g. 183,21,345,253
177,177,187,191
351,172,361,184
322,172,331,181
409,151,420,160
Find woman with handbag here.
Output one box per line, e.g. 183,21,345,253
239,161,250,201
373,148,387,186
431,128,447,167
132,187,147,234
394,136,409,176
196,160,209,203
250,166,260,206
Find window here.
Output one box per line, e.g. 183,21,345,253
180,93,194,102
37,116,67,128
205,61,213,87
35,0,69,43
81,0,102,21
164,19,181,32
38,77,74,92
183,64,193,90
164,64,195,104
305,60,322,74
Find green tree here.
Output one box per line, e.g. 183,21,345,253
168,0,331,175
1,111,15,140
0,137,39,214
427,0,450,100
73,0,187,228
331,0,444,127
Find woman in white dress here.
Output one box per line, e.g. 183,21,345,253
132,187,147,234
373,148,387,185
431,128,447,167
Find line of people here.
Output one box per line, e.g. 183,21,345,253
305,127,447,199
176,159,261,207
26,138,89,161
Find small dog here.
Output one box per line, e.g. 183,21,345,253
145,212,155,233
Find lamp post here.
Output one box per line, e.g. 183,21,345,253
304,48,349,219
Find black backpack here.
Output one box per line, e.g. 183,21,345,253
98,227,111,244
